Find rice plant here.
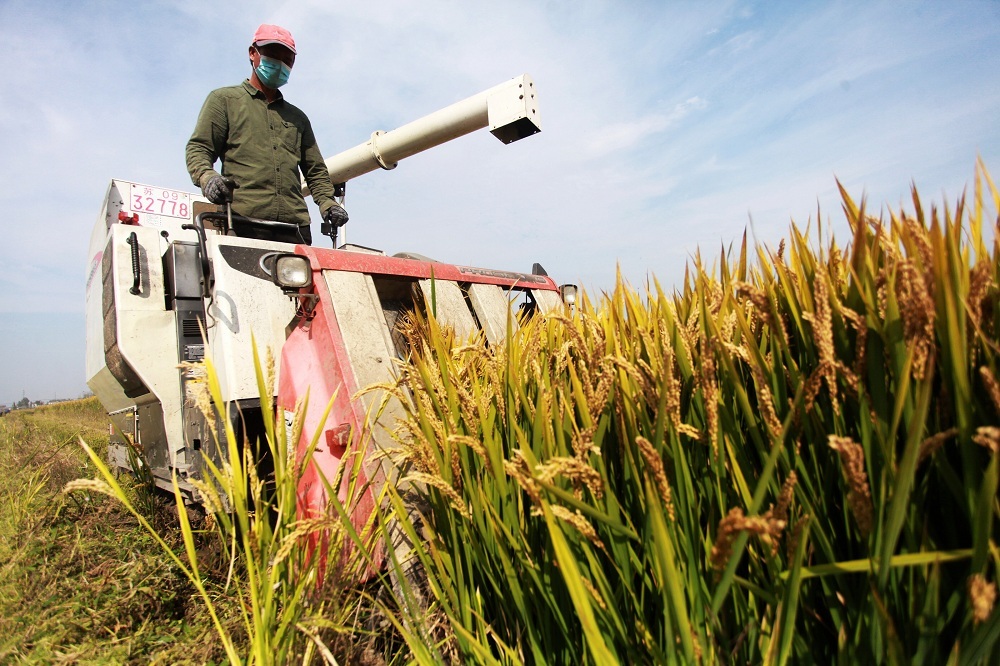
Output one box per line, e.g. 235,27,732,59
381,162,1000,664
65,343,377,664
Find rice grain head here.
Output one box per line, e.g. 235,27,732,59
749,362,784,440
580,575,608,612
536,504,606,553
802,365,825,415
808,273,839,414
447,435,489,469
699,332,720,458
786,514,810,563
62,478,116,498
969,574,997,625
833,360,860,395
840,307,868,381
736,280,789,344
710,507,786,570
721,341,751,365
827,435,874,537
406,472,470,520
190,477,227,517
504,450,542,505
902,214,934,279
534,456,604,499
675,423,703,440
274,516,344,568
979,367,1000,415
636,436,675,521
972,426,1000,454
180,361,218,442
896,260,936,381
967,261,993,340
917,428,959,465
771,471,797,525
264,347,276,397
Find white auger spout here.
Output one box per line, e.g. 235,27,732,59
304,74,540,193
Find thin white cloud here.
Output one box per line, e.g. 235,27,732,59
585,97,708,158
712,29,759,56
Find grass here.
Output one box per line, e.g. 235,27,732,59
0,399,242,664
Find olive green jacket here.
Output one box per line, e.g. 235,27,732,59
185,80,336,226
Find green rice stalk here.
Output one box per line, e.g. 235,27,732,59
378,164,1000,663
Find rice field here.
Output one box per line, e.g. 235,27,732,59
381,162,1000,663
4,163,998,663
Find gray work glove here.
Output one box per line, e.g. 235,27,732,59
202,174,233,204
322,203,349,228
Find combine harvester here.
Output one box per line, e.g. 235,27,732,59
85,75,574,532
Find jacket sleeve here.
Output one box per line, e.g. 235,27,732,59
185,91,228,189
299,118,337,213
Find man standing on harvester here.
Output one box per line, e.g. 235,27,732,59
185,24,348,245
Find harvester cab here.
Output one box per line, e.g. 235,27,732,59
85,75,569,530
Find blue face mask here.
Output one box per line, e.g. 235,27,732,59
255,55,292,89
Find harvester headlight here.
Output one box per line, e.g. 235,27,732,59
559,283,578,306
272,255,313,289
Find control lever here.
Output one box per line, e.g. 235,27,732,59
222,178,238,233
321,181,347,248
320,219,338,248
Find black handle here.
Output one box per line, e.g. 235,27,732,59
126,232,141,295
222,177,238,201
321,219,338,248
183,215,213,298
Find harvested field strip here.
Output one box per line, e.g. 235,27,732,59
0,400,242,665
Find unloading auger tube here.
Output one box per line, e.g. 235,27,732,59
303,73,540,195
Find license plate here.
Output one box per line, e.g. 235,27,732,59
129,184,191,219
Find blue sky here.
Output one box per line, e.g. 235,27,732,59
1,0,998,404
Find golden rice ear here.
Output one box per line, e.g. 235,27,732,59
979,367,1000,415
828,436,874,538
917,428,959,465
895,259,936,381
62,477,116,498
710,507,786,571
969,574,997,626
635,436,674,521
973,426,1000,454
771,471,797,525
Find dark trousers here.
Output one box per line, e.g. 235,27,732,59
231,221,312,245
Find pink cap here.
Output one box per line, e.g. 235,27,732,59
252,24,296,54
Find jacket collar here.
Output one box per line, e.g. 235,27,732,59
242,79,283,103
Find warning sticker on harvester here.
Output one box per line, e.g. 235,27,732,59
129,183,191,220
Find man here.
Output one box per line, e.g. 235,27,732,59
185,24,348,244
